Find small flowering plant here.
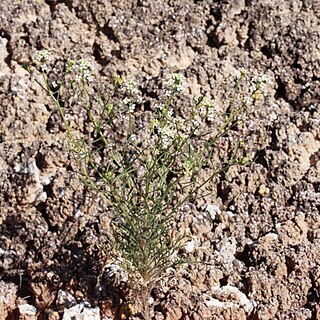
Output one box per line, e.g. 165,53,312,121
26,50,271,315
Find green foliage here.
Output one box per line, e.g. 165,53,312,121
26,51,271,314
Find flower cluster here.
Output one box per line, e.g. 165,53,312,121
198,98,218,122
33,49,53,72
51,80,59,89
33,49,52,64
26,54,273,311
256,73,272,90
74,59,94,82
32,51,95,85
122,97,136,113
162,73,185,98
168,73,185,93
248,73,272,95
158,125,175,149
120,79,143,104
239,67,248,78
122,79,137,93
152,123,176,149
237,67,272,95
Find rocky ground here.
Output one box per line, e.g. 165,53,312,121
0,0,320,319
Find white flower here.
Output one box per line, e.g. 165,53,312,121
239,67,248,77
122,97,131,105
249,73,272,94
258,73,272,85
161,126,174,137
199,106,206,117
74,59,94,82
249,82,256,94
122,79,137,93
192,119,201,134
192,119,201,128
121,97,135,113
246,97,253,105
162,135,171,148
168,73,185,93
207,106,215,122
198,98,216,120
34,50,52,63
151,134,158,143
52,80,58,88
154,103,165,110
129,103,136,113
159,126,175,148
172,116,181,124
40,64,50,73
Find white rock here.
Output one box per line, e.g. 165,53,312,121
104,263,128,283
204,295,234,309
260,232,279,242
0,37,8,47
217,237,237,269
14,158,47,203
147,296,154,305
210,285,254,313
18,304,37,315
204,204,221,221
81,306,100,320
183,237,197,253
74,209,85,218
62,303,100,320
56,289,76,308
